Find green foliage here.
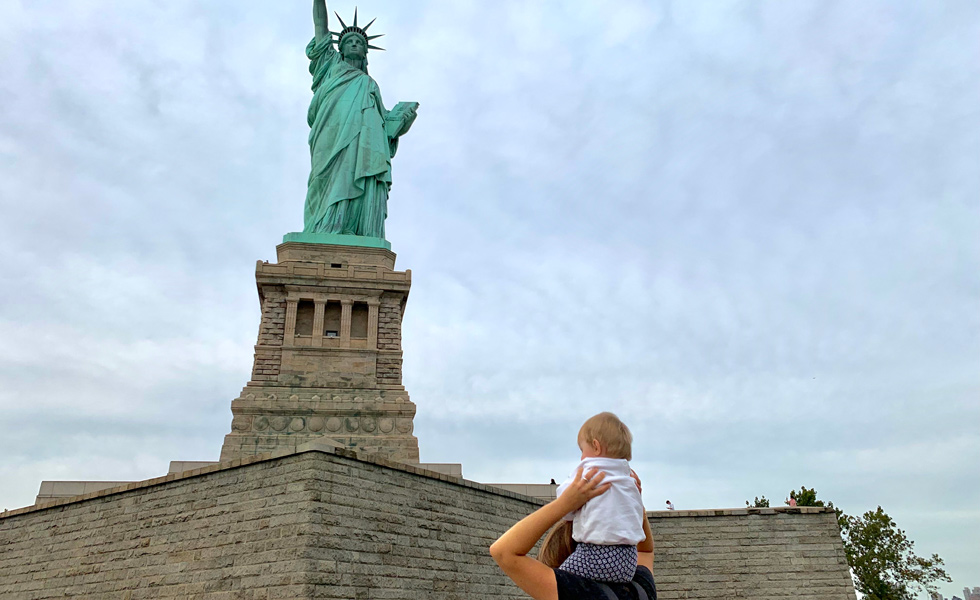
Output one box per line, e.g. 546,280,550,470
838,506,951,600
745,496,770,508
787,485,825,507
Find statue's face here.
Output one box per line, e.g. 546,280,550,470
341,35,366,60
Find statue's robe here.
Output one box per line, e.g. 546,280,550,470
303,37,394,238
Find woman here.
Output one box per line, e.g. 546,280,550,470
490,468,656,600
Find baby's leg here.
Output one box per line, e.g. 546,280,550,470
558,543,638,583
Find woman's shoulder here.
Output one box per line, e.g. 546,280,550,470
554,568,604,599
554,567,656,600
632,567,656,598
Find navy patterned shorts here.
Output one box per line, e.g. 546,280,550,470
559,543,638,583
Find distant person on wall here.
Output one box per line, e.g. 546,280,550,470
666,500,674,510
549,413,647,583
787,497,797,507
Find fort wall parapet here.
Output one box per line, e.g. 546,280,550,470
3,443,855,599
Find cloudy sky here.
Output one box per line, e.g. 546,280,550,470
1,0,977,595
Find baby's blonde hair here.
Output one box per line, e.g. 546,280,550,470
578,412,632,460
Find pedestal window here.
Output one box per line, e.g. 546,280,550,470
295,300,315,336
323,301,342,338
351,302,369,339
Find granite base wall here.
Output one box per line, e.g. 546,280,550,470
649,507,856,599
0,445,856,599
0,446,536,599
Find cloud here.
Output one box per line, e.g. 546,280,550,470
1,0,978,594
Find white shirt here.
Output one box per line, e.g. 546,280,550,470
556,457,645,545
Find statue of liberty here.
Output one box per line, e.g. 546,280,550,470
301,0,418,242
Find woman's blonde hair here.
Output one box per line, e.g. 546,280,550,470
578,412,632,460
537,521,576,568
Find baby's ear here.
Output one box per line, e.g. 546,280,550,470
591,439,602,455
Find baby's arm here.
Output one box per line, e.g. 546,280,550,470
630,468,642,493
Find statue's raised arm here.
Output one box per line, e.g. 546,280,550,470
313,0,329,44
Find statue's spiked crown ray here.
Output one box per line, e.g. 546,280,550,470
333,8,385,51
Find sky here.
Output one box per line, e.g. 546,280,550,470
0,1,977,596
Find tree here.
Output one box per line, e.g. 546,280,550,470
787,485,826,507
746,495,770,507
838,506,950,600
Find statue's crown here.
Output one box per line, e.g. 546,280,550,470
333,8,385,51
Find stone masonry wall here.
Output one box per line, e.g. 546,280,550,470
377,299,401,351
302,453,533,598
649,507,856,600
0,445,539,600
376,356,403,385
376,294,403,385
0,444,856,599
250,288,286,382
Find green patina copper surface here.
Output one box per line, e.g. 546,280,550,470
282,231,391,250
300,1,417,246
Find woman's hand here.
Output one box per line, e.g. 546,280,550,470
556,467,611,513
630,468,642,493
490,467,610,600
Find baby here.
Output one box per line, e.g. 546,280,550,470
555,412,645,583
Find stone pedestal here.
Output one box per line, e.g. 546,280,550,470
219,242,419,463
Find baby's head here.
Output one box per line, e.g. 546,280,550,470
577,412,632,460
